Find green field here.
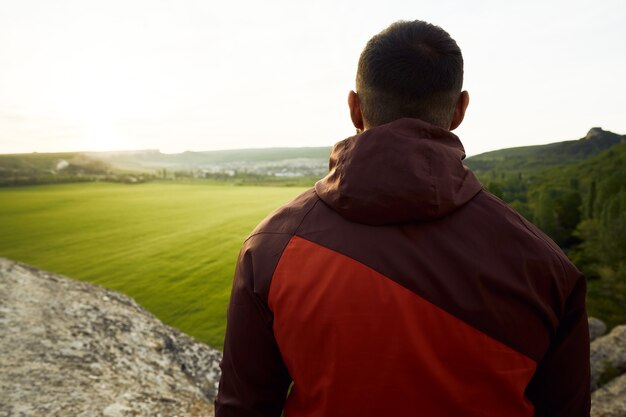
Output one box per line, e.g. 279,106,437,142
0,182,307,349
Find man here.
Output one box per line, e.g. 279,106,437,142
216,20,590,417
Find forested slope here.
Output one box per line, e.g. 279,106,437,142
466,128,626,327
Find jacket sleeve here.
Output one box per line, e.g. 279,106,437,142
215,237,292,417
526,274,590,417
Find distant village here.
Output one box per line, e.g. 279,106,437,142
0,150,331,186
160,158,328,180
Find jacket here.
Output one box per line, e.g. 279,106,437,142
215,118,590,417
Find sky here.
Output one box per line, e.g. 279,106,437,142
1,0,625,157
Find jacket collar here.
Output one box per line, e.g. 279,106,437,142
315,118,482,225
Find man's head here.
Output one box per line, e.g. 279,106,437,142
349,20,469,131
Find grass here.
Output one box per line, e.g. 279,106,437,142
0,182,307,349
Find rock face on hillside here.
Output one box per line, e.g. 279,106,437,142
2,257,626,416
590,317,608,341
0,258,222,417
590,325,626,417
591,325,626,390
592,373,626,417
584,127,624,143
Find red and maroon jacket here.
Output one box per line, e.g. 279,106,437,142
215,118,590,417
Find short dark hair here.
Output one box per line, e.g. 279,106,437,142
356,20,464,128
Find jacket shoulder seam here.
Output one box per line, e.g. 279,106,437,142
293,197,321,236
243,231,293,245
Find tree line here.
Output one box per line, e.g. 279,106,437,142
474,143,626,327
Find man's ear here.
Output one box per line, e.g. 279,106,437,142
348,90,364,131
449,90,469,131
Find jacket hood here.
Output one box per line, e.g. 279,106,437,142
315,118,482,225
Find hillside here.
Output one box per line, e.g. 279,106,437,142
465,127,625,173
2,128,623,186
0,147,332,185
88,147,332,166
87,147,332,180
0,152,115,185
466,129,626,328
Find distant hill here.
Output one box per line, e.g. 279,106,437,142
86,147,332,173
0,147,333,185
0,152,106,174
465,127,625,173
0,152,115,185
2,128,623,186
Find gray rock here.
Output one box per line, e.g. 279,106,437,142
591,373,626,417
590,325,626,390
590,317,608,341
0,258,222,417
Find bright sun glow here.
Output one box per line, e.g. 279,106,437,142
49,70,163,152
1,0,625,154
82,117,126,152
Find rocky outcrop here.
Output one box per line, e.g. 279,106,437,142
590,324,626,417
590,317,608,341
591,325,626,390
592,373,626,417
0,258,222,417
